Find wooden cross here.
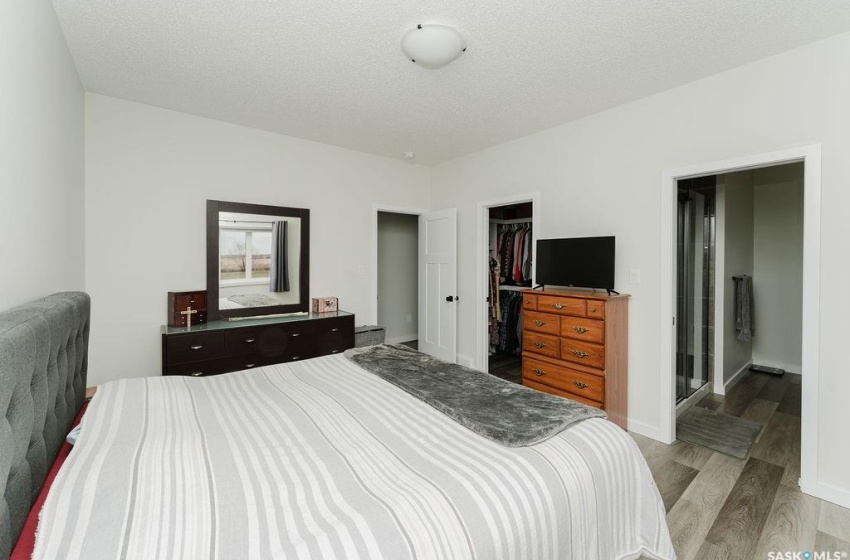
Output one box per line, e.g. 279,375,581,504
181,306,198,327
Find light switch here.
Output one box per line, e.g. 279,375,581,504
628,268,641,285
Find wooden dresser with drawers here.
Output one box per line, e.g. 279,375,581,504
520,290,629,429
161,312,355,377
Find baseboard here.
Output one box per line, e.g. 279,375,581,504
725,361,752,393
801,479,850,509
385,334,417,345
456,353,476,368
627,419,669,443
750,357,802,375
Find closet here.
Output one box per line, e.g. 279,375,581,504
487,202,533,383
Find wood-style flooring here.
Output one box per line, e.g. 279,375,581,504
632,371,850,560
488,351,522,384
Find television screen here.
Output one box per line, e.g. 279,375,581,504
535,237,615,290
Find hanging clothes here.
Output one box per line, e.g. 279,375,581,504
496,290,524,354
488,257,501,350
494,223,533,286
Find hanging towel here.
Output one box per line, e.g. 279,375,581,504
734,275,754,341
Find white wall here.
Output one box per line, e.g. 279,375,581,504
377,212,418,343
430,31,850,493
0,0,84,310
718,171,755,385
753,164,804,372
85,94,430,385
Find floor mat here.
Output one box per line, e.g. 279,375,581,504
677,406,762,459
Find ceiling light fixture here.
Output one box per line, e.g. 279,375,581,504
400,24,466,69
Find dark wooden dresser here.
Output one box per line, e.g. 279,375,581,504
161,311,355,377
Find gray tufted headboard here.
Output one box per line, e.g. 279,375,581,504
0,292,89,559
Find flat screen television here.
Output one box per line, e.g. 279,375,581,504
535,236,616,291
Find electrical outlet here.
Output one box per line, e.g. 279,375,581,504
628,268,641,285
406,314,413,323
355,264,366,276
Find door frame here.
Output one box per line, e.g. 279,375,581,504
474,193,541,372
371,204,427,327
660,144,822,499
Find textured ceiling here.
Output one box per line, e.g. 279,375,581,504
53,0,850,165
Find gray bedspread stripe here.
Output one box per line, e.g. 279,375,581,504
0,292,89,560
344,344,605,447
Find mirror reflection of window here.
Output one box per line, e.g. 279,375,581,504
219,221,273,282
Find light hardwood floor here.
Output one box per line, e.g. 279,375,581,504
632,371,850,560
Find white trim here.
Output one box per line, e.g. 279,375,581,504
713,185,727,396
724,360,753,394
627,418,663,440
370,204,427,327
804,481,850,510
385,334,418,345
457,354,475,368
660,144,822,497
475,193,541,372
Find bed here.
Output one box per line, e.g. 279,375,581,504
2,293,675,560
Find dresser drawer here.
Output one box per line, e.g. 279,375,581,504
587,299,605,319
523,379,603,409
225,325,304,360
166,332,226,364
560,339,605,369
525,311,560,335
522,358,604,403
560,316,605,344
164,357,236,377
522,332,560,358
306,316,354,357
522,293,537,310
537,295,586,317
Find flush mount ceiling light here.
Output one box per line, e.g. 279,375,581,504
401,24,466,69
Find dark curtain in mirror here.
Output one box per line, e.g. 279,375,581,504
270,220,290,292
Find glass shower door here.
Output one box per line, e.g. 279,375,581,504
676,190,708,402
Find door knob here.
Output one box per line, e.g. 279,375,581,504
446,296,459,302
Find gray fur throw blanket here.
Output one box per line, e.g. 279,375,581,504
344,344,606,447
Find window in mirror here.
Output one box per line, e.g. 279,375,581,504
207,201,310,320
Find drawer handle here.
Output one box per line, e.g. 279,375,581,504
532,368,545,376
572,326,589,334
292,333,301,337
573,380,589,389
190,345,204,350
189,372,203,377
331,349,340,354
532,320,546,327
532,341,546,348
552,303,565,309
331,328,339,332
291,356,300,361
571,350,589,358
244,338,256,343
245,363,256,368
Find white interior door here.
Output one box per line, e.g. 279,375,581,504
418,208,457,362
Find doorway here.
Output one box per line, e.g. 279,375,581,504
474,193,540,376
377,211,419,346
487,202,534,383
660,145,822,500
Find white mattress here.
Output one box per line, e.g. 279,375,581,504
33,354,674,559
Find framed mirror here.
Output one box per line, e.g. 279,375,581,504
207,200,310,320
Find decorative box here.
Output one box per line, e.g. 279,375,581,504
312,297,339,313
168,291,208,327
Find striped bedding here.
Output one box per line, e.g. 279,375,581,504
32,354,675,560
